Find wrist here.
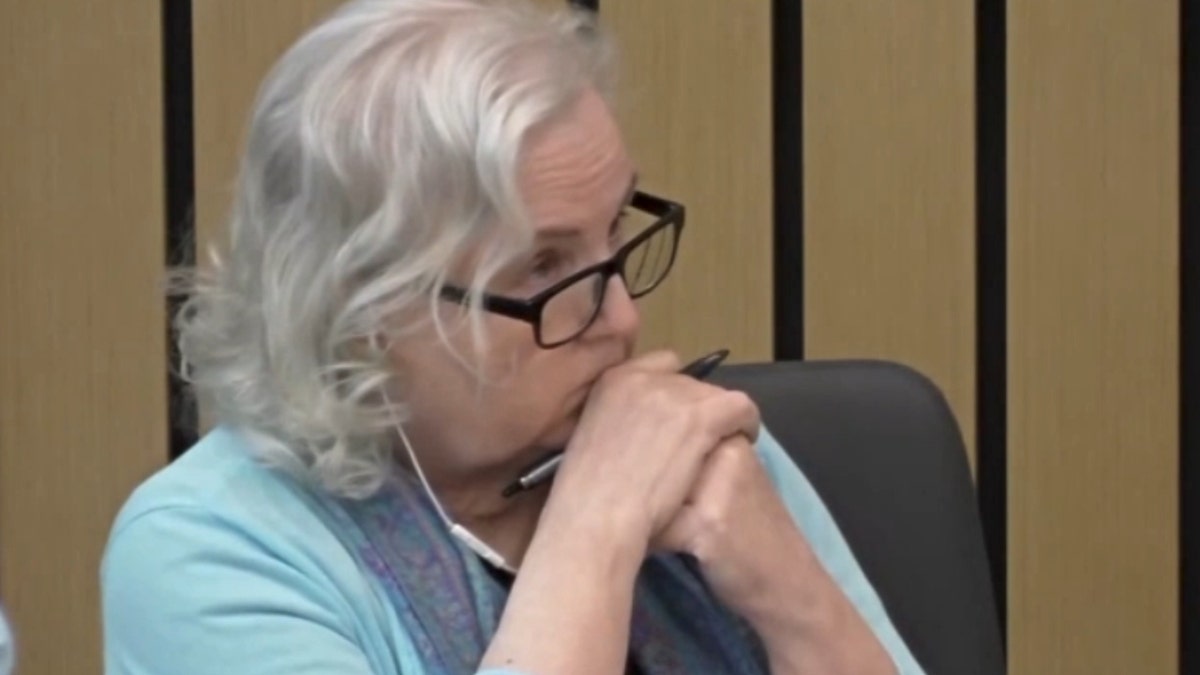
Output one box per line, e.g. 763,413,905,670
733,537,829,635
747,561,895,675
483,495,646,675
747,568,840,649
530,490,648,581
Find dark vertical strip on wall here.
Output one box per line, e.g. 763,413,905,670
1180,0,1200,668
162,0,198,460
772,0,805,360
975,0,1008,643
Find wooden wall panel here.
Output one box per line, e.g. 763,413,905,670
0,2,168,674
193,1,345,260
1007,1,1179,673
802,2,977,465
601,0,773,362
193,0,773,367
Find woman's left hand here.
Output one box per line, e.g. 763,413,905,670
654,435,896,675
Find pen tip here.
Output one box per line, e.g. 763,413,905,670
501,483,521,498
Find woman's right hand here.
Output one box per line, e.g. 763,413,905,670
541,350,762,556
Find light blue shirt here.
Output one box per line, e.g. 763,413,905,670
102,425,925,674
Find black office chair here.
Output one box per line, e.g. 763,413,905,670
710,360,1005,675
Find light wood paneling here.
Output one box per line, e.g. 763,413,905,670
601,0,773,362
193,0,773,366
1007,1,1179,673
802,2,977,465
0,2,168,674
193,1,346,259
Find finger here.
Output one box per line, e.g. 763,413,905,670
695,389,761,445
697,438,753,504
622,349,682,374
655,439,753,553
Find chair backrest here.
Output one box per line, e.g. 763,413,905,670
710,359,1005,675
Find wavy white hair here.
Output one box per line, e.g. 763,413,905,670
172,0,616,499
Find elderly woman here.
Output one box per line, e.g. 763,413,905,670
102,1,925,674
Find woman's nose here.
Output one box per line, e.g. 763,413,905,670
593,274,641,339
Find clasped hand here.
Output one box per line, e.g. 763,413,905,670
545,351,895,674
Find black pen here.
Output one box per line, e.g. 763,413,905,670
500,348,732,498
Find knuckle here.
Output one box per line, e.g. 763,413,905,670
664,353,683,371
717,439,747,460
648,386,678,414
711,442,750,479
597,366,642,393
635,349,681,374
724,389,757,414
696,504,727,538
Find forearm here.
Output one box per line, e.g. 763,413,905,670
480,509,644,675
757,601,896,675
746,556,896,675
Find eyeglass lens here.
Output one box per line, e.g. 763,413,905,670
538,211,676,345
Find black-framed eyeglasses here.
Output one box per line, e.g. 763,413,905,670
440,190,685,348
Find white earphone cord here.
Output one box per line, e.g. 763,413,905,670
384,392,517,574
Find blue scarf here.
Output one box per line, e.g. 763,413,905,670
317,471,770,675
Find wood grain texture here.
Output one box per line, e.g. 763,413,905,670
802,2,977,465
193,0,773,367
1007,1,1179,673
600,0,773,362
192,0,345,259
0,2,167,674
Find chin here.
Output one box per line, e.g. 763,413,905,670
541,411,582,450
531,380,595,452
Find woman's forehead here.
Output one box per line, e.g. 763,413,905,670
519,92,634,233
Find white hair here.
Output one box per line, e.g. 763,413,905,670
171,0,616,499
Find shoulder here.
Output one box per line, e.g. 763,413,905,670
106,428,319,578
103,424,368,597
101,427,396,674
108,425,301,535
105,425,335,595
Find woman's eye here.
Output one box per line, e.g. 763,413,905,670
529,251,564,279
